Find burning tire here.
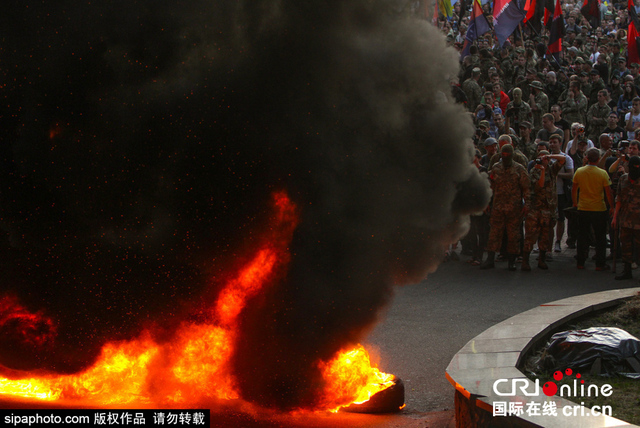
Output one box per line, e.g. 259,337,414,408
342,378,405,414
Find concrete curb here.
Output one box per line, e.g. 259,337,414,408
446,287,640,427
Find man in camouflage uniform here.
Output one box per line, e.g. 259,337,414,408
522,151,566,271
517,121,537,160
561,81,588,126
506,88,532,131
613,156,640,280
529,80,549,136
463,68,483,112
481,144,530,270
587,70,606,107
586,90,612,145
489,134,529,168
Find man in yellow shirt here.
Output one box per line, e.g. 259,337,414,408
571,148,614,270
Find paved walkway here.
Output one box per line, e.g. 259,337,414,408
366,243,640,419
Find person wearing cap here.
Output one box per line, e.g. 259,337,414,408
612,156,640,279
517,121,537,160
481,143,530,270
572,148,614,271
481,137,498,170
587,89,612,144
529,80,549,134
587,69,606,107
608,74,623,108
462,67,483,112
567,47,580,67
522,150,566,271
612,57,630,81
579,72,592,101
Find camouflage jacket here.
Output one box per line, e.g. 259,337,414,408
531,92,549,131
586,103,611,142
527,161,563,215
506,101,532,129
489,162,530,212
616,174,640,230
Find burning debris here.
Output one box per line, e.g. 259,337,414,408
0,0,490,413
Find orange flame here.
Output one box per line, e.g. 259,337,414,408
0,191,395,412
319,344,396,412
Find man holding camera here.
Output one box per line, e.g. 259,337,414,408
522,151,566,271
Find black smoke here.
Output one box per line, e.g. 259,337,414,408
0,0,490,408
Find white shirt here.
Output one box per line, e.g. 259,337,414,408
556,152,574,195
625,111,640,140
565,138,594,152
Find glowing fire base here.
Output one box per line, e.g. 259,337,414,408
341,378,405,414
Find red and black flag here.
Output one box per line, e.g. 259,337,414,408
581,0,601,29
629,0,640,65
523,0,544,32
547,0,565,63
542,0,555,29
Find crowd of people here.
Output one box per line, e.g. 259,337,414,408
440,0,640,279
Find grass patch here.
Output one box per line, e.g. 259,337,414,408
523,294,640,425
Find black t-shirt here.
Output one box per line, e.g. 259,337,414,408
554,119,571,133
603,126,626,147
536,127,564,142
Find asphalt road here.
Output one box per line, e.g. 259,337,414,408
365,247,639,416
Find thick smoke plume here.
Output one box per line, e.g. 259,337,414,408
0,0,490,409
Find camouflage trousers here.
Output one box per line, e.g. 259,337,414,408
619,227,640,263
486,208,522,254
523,209,555,253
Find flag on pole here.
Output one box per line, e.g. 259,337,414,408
461,0,491,58
438,0,454,19
580,0,601,29
629,0,640,65
542,0,555,28
494,0,527,47
523,0,546,33
547,0,565,63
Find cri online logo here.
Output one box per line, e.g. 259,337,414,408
493,368,613,398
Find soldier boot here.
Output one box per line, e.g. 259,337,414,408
538,252,548,270
521,252,531,271
480,251,495,270
615,263,633,280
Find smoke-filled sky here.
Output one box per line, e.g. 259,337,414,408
0,0,490,409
